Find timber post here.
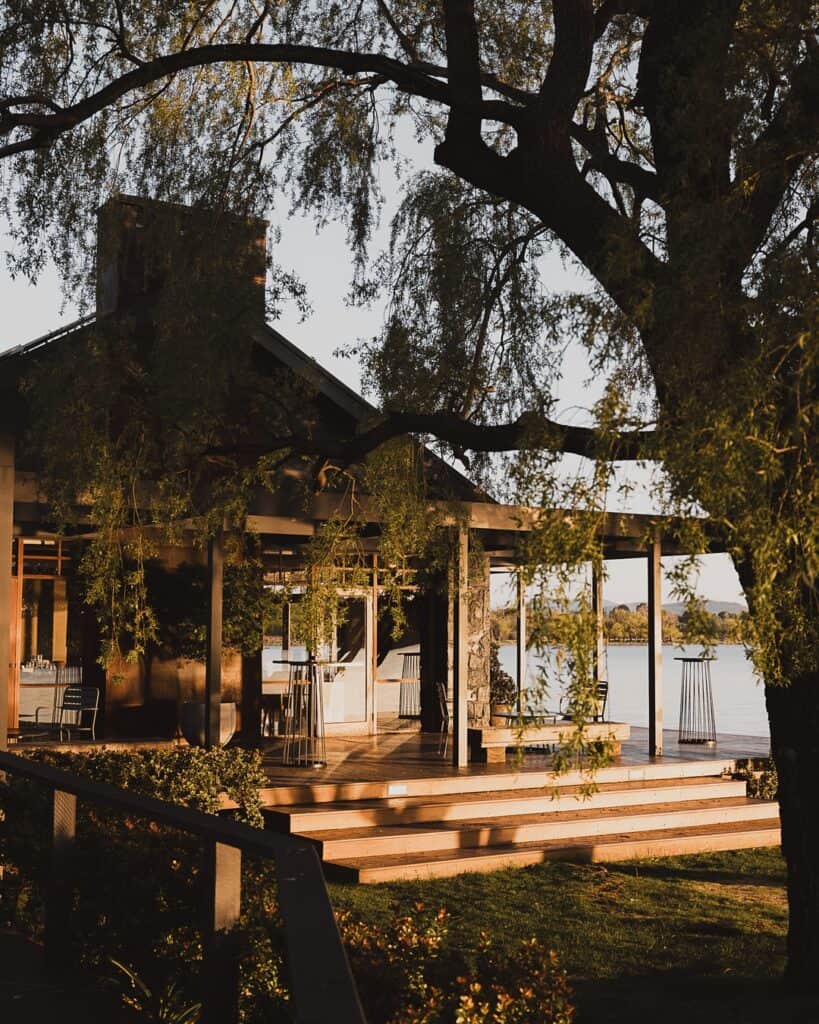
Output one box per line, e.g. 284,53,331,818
647,534,663,756
44,788,77,970
205,526,225,749
516,570,527,710
367,555,378,736
453,526,469,767
0,435,13,751
201,841,242,1024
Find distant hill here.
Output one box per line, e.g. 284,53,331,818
604,600,747,615
663,600,747,615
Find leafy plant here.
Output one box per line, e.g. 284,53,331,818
17,746,268,826
338,902,574,1024
110,959,202,1024
489,636,517,706
734,758,779,801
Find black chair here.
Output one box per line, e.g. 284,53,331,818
33,663,83,728
435,682,452,757
593,681,609,721
559,681,609,722
261,693,282,737
56,685,100,741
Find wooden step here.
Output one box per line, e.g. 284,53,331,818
325,816,782,883
265,776,748,833
305,796,776,860
258,757,737,807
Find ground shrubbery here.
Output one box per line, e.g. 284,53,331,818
0,748,573,1023
339,904,574,1024
17,746,269,824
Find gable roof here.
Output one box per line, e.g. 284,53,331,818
1,310,494,504
251,323,374,424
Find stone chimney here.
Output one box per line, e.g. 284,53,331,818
95,195,267,323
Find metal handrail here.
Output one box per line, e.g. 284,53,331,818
0,750,366,1024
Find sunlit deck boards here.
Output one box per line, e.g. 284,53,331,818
258,725,770,789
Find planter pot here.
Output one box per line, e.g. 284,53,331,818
490,702,513,727
179,701,237,747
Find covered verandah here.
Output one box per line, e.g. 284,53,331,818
2,425,725,770
225,500,723,768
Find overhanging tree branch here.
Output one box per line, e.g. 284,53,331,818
571,121,659,200
350,409,655,461
0,41,522,159
206,409,657,465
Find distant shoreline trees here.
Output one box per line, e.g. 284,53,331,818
492,604,748,647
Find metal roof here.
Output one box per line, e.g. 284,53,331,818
0,314,95,364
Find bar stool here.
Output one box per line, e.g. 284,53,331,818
398,652,421,719
676,656,717,746
281,661,327,767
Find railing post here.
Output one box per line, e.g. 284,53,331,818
0,751,367,1024
44,788,77,970
202,840,242,1024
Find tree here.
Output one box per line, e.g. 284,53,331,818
1,0,817,984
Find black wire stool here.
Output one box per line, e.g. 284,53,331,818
676,656,717,746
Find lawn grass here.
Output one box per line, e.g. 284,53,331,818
330,847,819,1023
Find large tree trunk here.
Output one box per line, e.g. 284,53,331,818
766,670,819,987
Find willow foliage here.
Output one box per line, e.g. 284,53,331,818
1,3,816,695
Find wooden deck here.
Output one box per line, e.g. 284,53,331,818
8,722,775,882
258,724,770,787
258,726,777,883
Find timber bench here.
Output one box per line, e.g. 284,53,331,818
467,720,632,763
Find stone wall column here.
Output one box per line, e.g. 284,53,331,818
591,562,605,685
467,550,491,726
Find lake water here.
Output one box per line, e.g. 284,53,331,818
499,643,769,739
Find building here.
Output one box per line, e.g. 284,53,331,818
0,195,692,764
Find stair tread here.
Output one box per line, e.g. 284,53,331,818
267,775,742,818
301,796,774,842
259,758,737,804
327,816,782,871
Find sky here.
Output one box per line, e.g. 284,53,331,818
0,171,746,607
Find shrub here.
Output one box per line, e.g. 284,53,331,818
338,903,574,1024
733,758,778,801
16,745,268,825
1,751,573,1023
0,746,275,1020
